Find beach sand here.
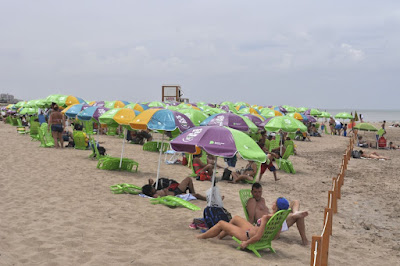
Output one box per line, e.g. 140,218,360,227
0,122,399,265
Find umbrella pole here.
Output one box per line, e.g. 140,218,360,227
208,157,218,207
155,132,165,189
279,136,283,168
119,128,127,168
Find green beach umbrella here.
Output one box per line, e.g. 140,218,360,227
284,106,297,113
15,101,27,108
297,107,308,113
335,112,354,120
148,101,166,108
317,111,331,118
309,109,322,116
264,116,307,132
202,107,226,116
19,107,38,115
179,109,209,126
353,123,378,132
98,108,121,127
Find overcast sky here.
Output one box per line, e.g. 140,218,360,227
1,1,399,109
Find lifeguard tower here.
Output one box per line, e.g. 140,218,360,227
162,85,189,103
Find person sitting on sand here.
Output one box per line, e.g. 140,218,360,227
245,183,309,245
192,151,215,180
141,176,206,200
389,142,400,150
357,136,375,148
360,150,390,160
230,160,258,183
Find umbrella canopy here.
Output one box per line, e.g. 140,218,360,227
14,101,27,108
242,114,265,129
200,113,250,132
148,101,166,108
19,107,38,115
297,107,308,113
124,103,149,113
77,106,109,121
304,114,317,123
335,112,354,120
202,107,226,116
283,106,297,113
264,116,307,132
286,112,303,121
260,108,283,118
220,103,238,114
353,123,378,132
171,126,267,162
130,108,195,188
104,100,127,109
65,96,86,106
304,109,320,116
317,111,331,118
237,107,260,115
274,106,287,114
179,109,209,126
62,103,89,118
99,108,139,127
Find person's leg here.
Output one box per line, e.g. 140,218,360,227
58,131,64,148
197,220,247,241
232,174,253,183
51,130,59,148
272,170,279,181
258,163,267,182
286,200,309,245
178,177,206,200
218,216,253,239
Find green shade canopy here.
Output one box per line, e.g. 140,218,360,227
353,123,378,132
264,116,307,132
317,111,331,118
179,109,209,126
335,112,354,119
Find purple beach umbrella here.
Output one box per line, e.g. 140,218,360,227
200,113,249,132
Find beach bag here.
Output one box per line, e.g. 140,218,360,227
203,206,232,229
352,150,361,159
182,155,188,166
378,137,387,148
98,146,106,156
153,178,178,190
221,168,232,181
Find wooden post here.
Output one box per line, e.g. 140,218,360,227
311,236,322,266
321,214,331,266
328,190,337,213
324,207,333,236
333,177,340,199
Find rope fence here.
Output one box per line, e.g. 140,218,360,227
310,135,354,266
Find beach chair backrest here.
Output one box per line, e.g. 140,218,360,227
244,162,261,184
282,145,293,160
239,189,252,221
260,209,291,243
73,131,87,150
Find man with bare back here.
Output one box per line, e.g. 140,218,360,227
246,182,309,245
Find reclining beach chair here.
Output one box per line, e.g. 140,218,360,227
284,140,295,155
29,121,40,141
268,139,280,152
106,126,118,136
275,145,295,174
239,189,252,221
38,123,54,148
73,131,89,150
232,208,291,257
188,152,208,177
143,141,170,153
244,162,261,184
97,157,139,172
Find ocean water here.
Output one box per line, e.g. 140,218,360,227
324,109,400,123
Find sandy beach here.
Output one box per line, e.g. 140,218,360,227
1,122,399,266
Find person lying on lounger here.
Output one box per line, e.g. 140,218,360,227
246,183,309,245
359,150,390,160
141,176,206,200
196,196,291,249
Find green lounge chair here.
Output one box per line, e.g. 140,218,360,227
268,139,280,152
73,131,89,150
143,141,169,153
11,117,19,126
284,140,295,155
232,209,291,257
106,126,118,136
30,121,40,140
39,123,54,148
275,145,295,174
6,116,12,124
238,189,252,221
243,162,262,184
188,152,208,177
97,157,139,172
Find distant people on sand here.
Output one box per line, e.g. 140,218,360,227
360,113,364,122
357,136,376,148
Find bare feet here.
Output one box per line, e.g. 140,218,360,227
302,239,310,246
